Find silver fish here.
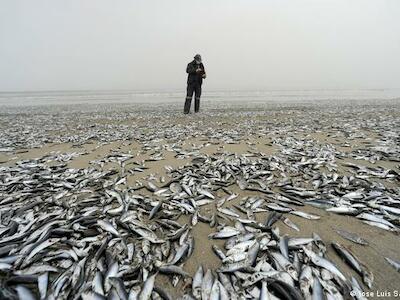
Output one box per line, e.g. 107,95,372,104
385,257,400,272
138,273,156,300
335,229,369,245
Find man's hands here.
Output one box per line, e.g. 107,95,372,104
196,67,205,79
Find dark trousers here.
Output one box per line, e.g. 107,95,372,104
184,83,202,114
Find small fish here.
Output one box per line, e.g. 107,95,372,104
212,245,227,260
97,220,119,237
201,269,213,300
269,251,298,280
299,265,313,298
326,206,359,215
217,207,240,218
290,210,321,220
38,272,48,300
0,262,12,270
303,247,346,282
265,212,282,227
311,276,324,300
209,227,240,239
357,213,396,229
362,220,398,232
197,188,215,199
192,266,203,299
149,201,162,219
266,203,292,212
169,182,182,194
159,265,189,276
147,181,158,192
335,229,368,245
385,257,400,272
218,260,253,273
138,273,156,300
282,217,300,231
279,235,289,260
247,242,260,266
288,237,314,247
109,277,129,300
332,242,373,288
14,286,36,300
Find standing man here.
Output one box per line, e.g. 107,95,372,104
184,54,206,114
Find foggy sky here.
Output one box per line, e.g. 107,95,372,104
0,0,399,91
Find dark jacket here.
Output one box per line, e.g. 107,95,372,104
186,60,206,85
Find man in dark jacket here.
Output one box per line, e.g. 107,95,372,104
184,54,206,114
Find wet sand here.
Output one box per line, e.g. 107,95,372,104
1,100,399,298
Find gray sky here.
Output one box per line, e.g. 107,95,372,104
1,0,399,91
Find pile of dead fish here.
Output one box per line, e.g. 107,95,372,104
0,100,400,299
0,146,399,299
2,100,398,153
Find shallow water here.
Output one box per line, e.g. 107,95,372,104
1,88,400,107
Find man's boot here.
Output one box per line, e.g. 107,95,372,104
194,97,200,113
184,97,192,114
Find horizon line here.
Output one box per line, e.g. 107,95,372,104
0,87,398,94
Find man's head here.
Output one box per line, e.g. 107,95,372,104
194,54,202,64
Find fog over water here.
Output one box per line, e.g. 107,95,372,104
1,0,399,92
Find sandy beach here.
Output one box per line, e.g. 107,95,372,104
2,0,400,298
0,98,399,299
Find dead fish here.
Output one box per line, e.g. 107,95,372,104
218,260,254,273
303,247,347,282
192,265,203,299
326,206,359,215
169,182,182,194
335,229,368,245
217,207,240,218
197,188,215,199
362,220,398,232
209,227,240,239
279,235,289,260
266,203,292,212
138,273,156,300
385,257,400,272
97,220,119,237
290,210,320,220
149,201,163,220
1,102,399,300
288,237,314,248
201,269,213,300
158,265,189,277
265,212,282,227
282,217,300,231
357,212,396,229
299,265,313,298
332,242,373,288
14,285,36,300
212,245,227,261
38,272,48,300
